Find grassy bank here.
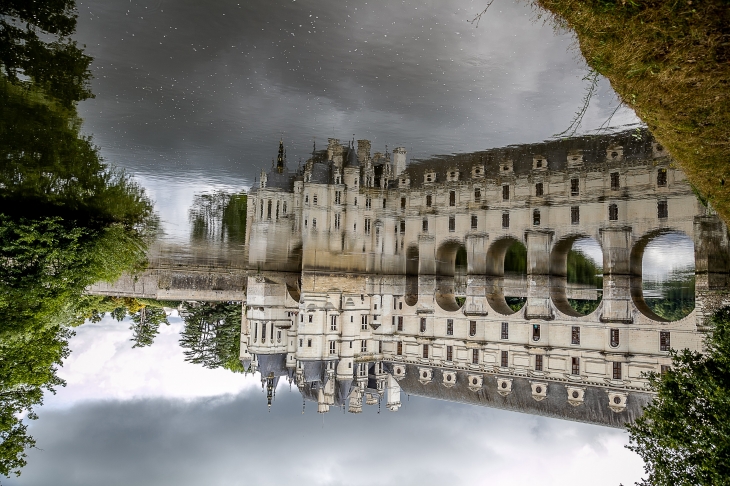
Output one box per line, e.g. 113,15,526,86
534,0,730,222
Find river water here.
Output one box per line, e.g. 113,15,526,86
2,1,724,485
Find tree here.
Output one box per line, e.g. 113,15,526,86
626,307,730,486
129,307,169,348
179,302,244,372
0,0,93,106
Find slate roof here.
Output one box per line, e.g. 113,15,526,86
387,363,652,428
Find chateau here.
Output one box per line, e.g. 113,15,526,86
242,129,730,426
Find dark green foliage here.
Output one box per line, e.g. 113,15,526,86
504,242,527,274
0,0,93,106
129,307,169,348
627,307,730,486
189,192,247,243
179,302,244,372
0,1,154,475
567,298,602,315
506,297,526,312
645,278,695,322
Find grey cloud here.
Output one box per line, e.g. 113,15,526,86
10,390,638,486
73,0,629,184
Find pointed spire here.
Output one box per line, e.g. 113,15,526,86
276,138,285,173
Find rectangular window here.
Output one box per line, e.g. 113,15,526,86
571,178,579,196
657,168,667,187
313,194,318,206
535,182,544,197
612,362,622,380
422,219,429,232
366,197,371,209
472,349,479,364
335,191,341,204
449,191,456,206
609,203,619,221
426,194,432,207
658,200,668,219
471,215,478,229
282,202,287,214
275,201,279,219
533,209,541,226
308,339,312,348
361,315,368,330
397,316,404,331
571,206,580,225
262,323,267,343
423,344,429,359
660,331,671,351
361,340,367,353
660,364,670,375
572,326,580,345
267,200,272,219
571,357,580,375
420,317,426,333
474,188,481,202
532,324,541,342
446,345,453,362
254,322,258,342
400,197,406,209
329,341,336,355
502,185,510,200
397,341,403,355
610,328,620,348
308,314,313,323
501,351,508,368
502,212,510,229
312,218,317,229
330,315,337,331
610,172,620,190
446,319,454,335
383,198,387,209
449,216,455,232
400,220,406,233
535,354,543,371
334,213,341,229
379,341,382,353
501,322,509,340
469,321,477,337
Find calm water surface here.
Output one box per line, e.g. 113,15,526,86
1,1,723,485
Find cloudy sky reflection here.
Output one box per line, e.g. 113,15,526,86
11,320,644,486
72,0,639,238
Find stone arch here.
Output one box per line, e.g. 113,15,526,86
435,239,466,276
434,276,464,312
629,229,695,322
485,236,527,315
549,234,603,318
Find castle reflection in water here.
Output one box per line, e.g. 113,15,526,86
242,128,730,427
92,129,730,427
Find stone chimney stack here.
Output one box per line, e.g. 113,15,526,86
393,147,407,176
357,139,371,164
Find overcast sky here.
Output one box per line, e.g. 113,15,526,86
10,316,645,486
71,0,639,237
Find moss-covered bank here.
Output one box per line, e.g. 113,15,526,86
534,0,730,221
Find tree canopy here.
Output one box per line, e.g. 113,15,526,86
179,302,245,373
627,307,730,486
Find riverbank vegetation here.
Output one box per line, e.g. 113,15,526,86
627,306,730,485
533,0,730,222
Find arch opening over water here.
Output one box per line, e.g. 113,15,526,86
632,231,695,322
550,236,603,317
486,238,527,315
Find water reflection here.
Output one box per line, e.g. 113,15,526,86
89,128,729,429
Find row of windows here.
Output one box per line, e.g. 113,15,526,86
402,320,672,351
259,199,288,220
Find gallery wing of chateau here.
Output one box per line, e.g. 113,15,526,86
241,129,730,426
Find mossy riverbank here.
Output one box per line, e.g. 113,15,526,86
534,0,730,222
